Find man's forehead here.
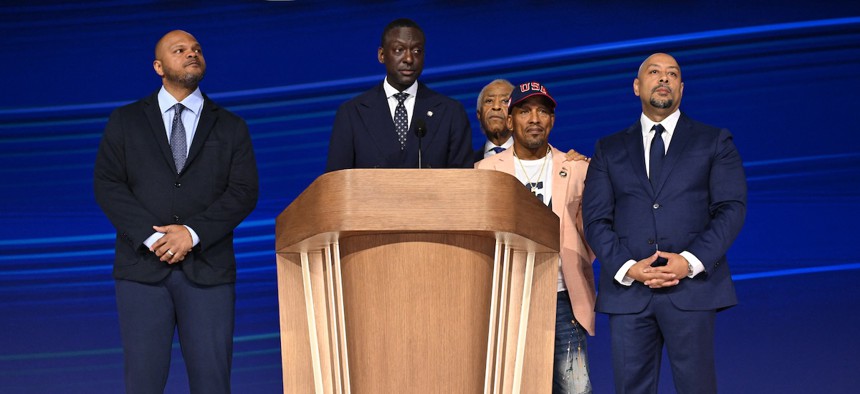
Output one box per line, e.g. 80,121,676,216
384,28,424,44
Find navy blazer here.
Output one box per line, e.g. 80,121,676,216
325,82,473,171
94,90,259,286
582,113,746,314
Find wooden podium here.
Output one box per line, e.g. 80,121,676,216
275,169,560,393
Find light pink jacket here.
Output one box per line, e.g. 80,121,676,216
476,146,597,335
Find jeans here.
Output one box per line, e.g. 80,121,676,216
553,290,592,394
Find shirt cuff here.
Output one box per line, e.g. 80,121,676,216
143,232,164,250
184,225,200,247
614,259,638,286
680,251,705,278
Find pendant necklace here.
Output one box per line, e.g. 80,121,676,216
514,147,551,194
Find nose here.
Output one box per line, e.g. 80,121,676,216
527,110,540,123
402,50,413,64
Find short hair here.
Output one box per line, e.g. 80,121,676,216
476,79,514,110
380,18,424,47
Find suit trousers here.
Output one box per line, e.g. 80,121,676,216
115,268,235,394
608,292,716,394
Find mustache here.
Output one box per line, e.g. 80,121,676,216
652,83,672,93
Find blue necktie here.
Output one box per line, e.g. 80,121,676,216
170,103,187,173
490,146,506,154
649,124,666,189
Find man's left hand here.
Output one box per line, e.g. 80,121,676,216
151,225,193,264
642,251,689,288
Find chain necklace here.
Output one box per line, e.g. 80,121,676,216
513,146,551,194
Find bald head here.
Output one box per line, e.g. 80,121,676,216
634,53,684,121
153,30,206,97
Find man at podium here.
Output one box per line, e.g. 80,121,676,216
475,81,596,394
326,18,473,171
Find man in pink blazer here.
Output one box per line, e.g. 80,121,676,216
475,81,595,394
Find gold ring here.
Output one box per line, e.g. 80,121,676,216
166,250,175,256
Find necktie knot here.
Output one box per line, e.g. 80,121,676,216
490,146,506,154
394,92,409,104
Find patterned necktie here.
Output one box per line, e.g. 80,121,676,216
170,103,187,173
490,146,506,154
649,123,666,189
393,92,409,150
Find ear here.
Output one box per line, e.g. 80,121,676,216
378,47,384,64
506,114,513,131
153,60,164,77
633,78,640,97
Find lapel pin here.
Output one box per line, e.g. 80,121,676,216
426,110,433,117
559,169,568,178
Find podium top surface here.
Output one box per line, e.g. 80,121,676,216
275,169,559,253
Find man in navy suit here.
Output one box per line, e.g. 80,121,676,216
325,18,473,171
582,53,746,394
94,30,258,393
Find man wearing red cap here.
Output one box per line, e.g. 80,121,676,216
476,81,595,393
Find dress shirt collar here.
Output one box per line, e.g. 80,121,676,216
640,109,681,139
383,78,419,100
483,136,514,156
157,86,204,115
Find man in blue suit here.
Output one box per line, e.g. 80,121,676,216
582,53,746,394
325,18,473,171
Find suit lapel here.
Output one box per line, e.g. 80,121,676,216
623,122,653,194
143,93,178,173
652,114,693,194
185,97,216,173
357,83,402,155
550,147,570,219
408,83,442,152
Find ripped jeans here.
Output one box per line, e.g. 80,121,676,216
553,290,592,394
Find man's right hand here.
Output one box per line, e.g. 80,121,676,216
626,252,680,288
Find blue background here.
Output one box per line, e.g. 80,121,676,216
2,1,859,392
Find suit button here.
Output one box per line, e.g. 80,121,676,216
173,215,181,223
174,182,181,188
648,239,655,245
652,203,660,209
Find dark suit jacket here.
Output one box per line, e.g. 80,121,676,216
325,82,473,171
94,90,259,286
582,113,746,314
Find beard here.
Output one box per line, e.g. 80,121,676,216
520,135,546,150
649,97,673,109
165,68,205,88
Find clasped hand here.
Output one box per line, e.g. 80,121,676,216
628,251,689,288
150,225,193,264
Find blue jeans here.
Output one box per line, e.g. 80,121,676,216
553,290,592,394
